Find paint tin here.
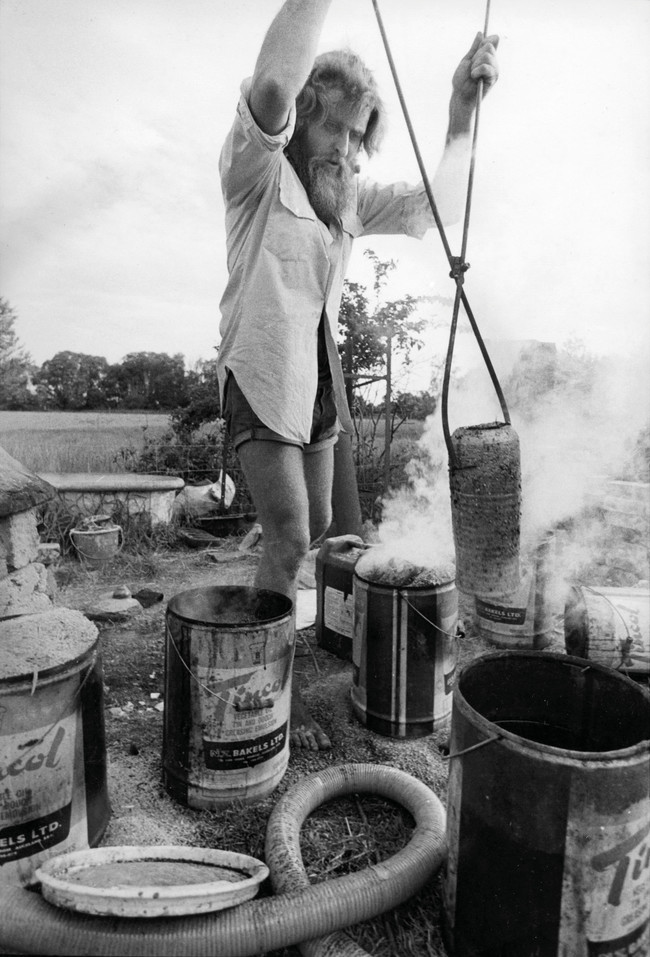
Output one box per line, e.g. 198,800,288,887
351,562,458,738
0,610,110,886
315,535,368,660
442,651,650,956
475,536,555,649
163,586,294,808
565,585,650,675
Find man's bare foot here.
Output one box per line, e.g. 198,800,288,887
290,688,331,750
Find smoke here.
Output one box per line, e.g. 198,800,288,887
460,342,650,543
373,339,650,585
375,413,454,572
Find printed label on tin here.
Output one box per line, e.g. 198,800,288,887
0,805,72,864
323,586,354,638
203,722,288,770
195,660,291,767
475,596,527,626
0,717,76,865
559,781,650,956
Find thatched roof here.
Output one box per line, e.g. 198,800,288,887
0,445,55,517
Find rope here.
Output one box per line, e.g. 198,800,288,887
371,0,511,468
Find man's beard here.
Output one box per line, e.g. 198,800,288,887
287,136,357,224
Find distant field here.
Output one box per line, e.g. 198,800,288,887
0,411,171,473
0,410,427,478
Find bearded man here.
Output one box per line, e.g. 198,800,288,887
217,0,499,750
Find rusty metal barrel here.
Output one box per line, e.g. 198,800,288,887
442,651,650,957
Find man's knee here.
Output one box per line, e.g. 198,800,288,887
284,522,311,557
266,514,311,568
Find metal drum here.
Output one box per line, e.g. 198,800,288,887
163,586,294,808
442,651,650,956
0,610,110,886
351,553,458,738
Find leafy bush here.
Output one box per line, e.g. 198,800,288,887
116,422,226,486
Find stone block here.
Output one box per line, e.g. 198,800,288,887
0,562,54,620
37,542,62,566
0,509,41,572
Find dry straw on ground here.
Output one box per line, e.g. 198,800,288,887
57,546,500,956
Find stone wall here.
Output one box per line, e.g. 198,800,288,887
0,445,98,661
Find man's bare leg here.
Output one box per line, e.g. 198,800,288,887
237,440,333,750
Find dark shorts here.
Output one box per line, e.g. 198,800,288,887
223,372,340,454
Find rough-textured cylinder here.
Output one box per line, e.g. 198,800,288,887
163,586,294,808
449,422,521,597
442,651,650,957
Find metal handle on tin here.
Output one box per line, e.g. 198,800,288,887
166,628,286,708
167,628,232,706
443,734,501,761
400,594,459,641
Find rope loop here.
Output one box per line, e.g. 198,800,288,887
449,257,470,283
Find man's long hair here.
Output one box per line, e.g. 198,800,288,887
292,50,386,157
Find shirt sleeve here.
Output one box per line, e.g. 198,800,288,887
219,78,297,205
356,178,436,240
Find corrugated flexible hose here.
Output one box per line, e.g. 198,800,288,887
0,764,447,957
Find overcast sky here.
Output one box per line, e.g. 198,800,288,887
1,0,649,387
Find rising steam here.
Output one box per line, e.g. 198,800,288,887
373,339,649,588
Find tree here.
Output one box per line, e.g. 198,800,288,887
336,252,442,498
338,251,426,400
0,298,36,409
118,352,187,409
34,351,110,410
172,356,221,436
393,390,438,421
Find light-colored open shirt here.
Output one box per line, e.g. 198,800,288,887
217,78,438,442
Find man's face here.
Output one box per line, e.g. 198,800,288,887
298,91,371,224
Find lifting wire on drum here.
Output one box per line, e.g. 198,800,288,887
372,0,522,599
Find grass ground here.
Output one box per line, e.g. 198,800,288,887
0,410,170,473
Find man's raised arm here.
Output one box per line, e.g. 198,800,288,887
431,31,500,226
249,0,333,135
